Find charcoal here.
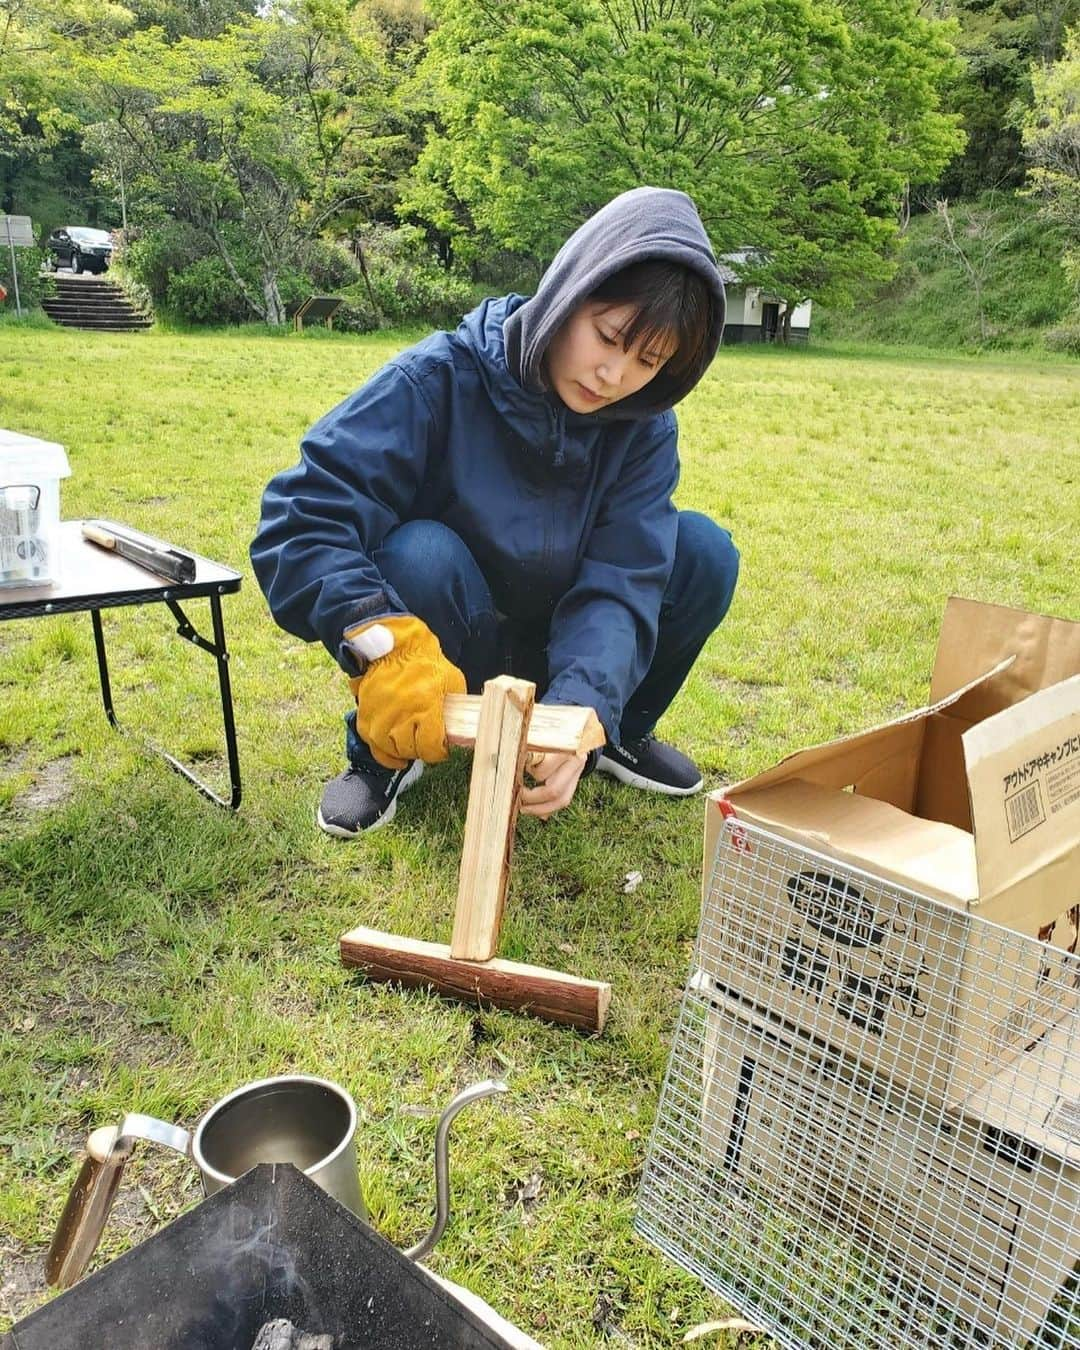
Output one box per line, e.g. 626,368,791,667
250,1320,333,1350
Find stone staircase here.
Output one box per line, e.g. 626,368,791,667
41,273,152,332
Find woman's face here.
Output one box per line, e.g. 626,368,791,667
545,301,676,414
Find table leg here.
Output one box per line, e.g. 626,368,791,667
89,594,242,810
90,608,118,728
208,592,241,810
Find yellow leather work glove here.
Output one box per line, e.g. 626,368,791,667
346,615,466,769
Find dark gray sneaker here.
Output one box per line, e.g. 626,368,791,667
317,760,424,836
596,735,703,795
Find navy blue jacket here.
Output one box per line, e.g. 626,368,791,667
251,188,725,738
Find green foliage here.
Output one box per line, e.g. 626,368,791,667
73,1,401,323
123,224,371,327
164,254,251,324
367,265,475,327
0,243,53,310
122,222,212,300
7,0,1077,342
122,221,394,328
121,222,257,324
346,224,476,329
109,261,154,319
1044,318,1080,354
123,221,254,323
1024,26,1080,300
937,0,1080,200
815,193,1074,351
153,232,314,326
0,1,132,230
302,238,361,293
364,0,432,66
125,0,258,40
403,0,963,309
2,135,107,240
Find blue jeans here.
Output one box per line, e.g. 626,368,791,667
346,512,739,770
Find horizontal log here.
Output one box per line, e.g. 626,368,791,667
444,695,604,755
340,926,611,1034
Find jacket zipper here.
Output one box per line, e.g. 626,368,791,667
542,406,567,572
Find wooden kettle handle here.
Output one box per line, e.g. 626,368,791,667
45,1126,133,1289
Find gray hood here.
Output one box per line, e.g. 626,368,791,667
503,186,725,420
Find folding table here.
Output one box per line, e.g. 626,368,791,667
0,520,242,808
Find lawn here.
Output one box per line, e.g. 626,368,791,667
1,324,1078,1347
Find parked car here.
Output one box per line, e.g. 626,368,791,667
45,226,115,275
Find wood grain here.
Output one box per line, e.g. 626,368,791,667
445,695,604,754
340,927,611,1033
450,677,534,962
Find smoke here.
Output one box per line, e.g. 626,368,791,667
176,1198,329,1349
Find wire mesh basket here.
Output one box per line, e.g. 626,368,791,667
637,818,1080,1350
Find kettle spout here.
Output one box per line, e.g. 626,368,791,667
404,1079,508,1262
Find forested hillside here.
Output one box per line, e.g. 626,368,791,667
817,193,1078,352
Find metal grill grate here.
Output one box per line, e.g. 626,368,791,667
637,819,1080,1350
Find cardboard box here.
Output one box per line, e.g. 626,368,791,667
703,598,1080,1105
698,985,1080,1346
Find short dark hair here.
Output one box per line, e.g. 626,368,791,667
588,259,715,385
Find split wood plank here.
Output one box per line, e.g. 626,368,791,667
340,928,611,1033
444,694,604,754
450,676,534,962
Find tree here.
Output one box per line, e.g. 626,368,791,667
0,0,134,217
932,195,1025,340
402,0,963,307
0,0,256,220
1024,25,1080,299
934,0,1080,200
354,0,437,228
79,0,400,322
123,0,258,40
734,0,965,336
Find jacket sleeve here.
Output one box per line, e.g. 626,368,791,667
250,360,438,670
542,413,679,737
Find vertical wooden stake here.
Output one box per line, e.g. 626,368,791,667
450,676,535,961
342,688,611,1031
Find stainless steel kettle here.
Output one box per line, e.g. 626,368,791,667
47,1074,507,1289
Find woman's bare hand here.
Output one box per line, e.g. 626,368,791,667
520,751,588,819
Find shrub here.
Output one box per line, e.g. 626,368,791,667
303,239,361,292
332,298,381,334
123,223,210,302
350,224,479,327
114,271,154,318
165,255,250,324
1044,319,1080,356
275,267,313,316
0,246,54,312
127,225,354,325
467,246,540,295
116,220,478,328
368,265,475,327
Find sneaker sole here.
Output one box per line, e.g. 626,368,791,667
316,760,424,837
595,754,703,796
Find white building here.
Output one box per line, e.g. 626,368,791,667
718,249,813,344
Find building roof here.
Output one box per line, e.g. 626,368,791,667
716,248,765,287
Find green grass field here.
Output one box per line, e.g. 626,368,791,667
1,324,1078,1346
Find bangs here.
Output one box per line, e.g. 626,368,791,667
590,259,714,382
